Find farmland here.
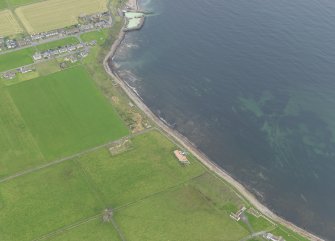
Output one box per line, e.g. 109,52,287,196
0,0,313,240
7,0,47,8
0,85,45,178
15,0,109,33
0,130,269,241
9,66,129,160
0,10,23,36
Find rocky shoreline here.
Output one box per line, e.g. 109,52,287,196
103,0,324,240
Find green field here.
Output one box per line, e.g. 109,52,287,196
0,160,103,241
81,29,110,45
0,86,45,178
0,47,35,72
48,219,121,241
36,37,80,52
35,59,61,76
0,1,8,10
114,184,248,241
9,66,128,160
76,130,205,207
0,130,259,241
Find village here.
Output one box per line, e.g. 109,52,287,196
1,40,95,80
0,4,148,82
0,11,112,52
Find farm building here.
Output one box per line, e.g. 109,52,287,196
174,150,190,164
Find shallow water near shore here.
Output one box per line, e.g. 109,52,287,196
114,0,335,239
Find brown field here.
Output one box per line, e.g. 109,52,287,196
15,0,108,34
0,10,23,36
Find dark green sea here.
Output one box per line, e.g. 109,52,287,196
113,0,335,239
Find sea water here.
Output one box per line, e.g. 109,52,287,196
113,0,335,239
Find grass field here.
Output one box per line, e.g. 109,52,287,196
15,0,108,33
36,37,79,52
0,10,23,37
76,130,205,207
114,184,249,241
0,130,255,241
48,219,121,241
0,86,45,178
34,59,61,76
0,160,103,241
0,2,8,10
0,47,35,72
81,29,110,45
9,65,128,160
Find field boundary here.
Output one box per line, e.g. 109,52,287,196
0,127,153,184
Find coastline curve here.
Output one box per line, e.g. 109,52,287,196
103,1,325,240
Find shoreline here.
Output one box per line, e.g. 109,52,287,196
103,1,324,240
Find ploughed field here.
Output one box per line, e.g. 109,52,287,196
0,0,108,36
0,10,23,36
15,0,108,33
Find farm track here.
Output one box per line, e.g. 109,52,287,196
0,127,154,184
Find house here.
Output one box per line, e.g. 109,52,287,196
31,34,43,41
173,150,190,164
42,51,51,58
2,71,16,79
69,55,78,63
17,39,30,47
33,52,42,61
50,49,60,55
76,43,84,49
79,50,88,58
59,47,68,54
67,45,76,51
19,67,33,74
45,30,59,38
6,39,17,49
65,27,80,35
